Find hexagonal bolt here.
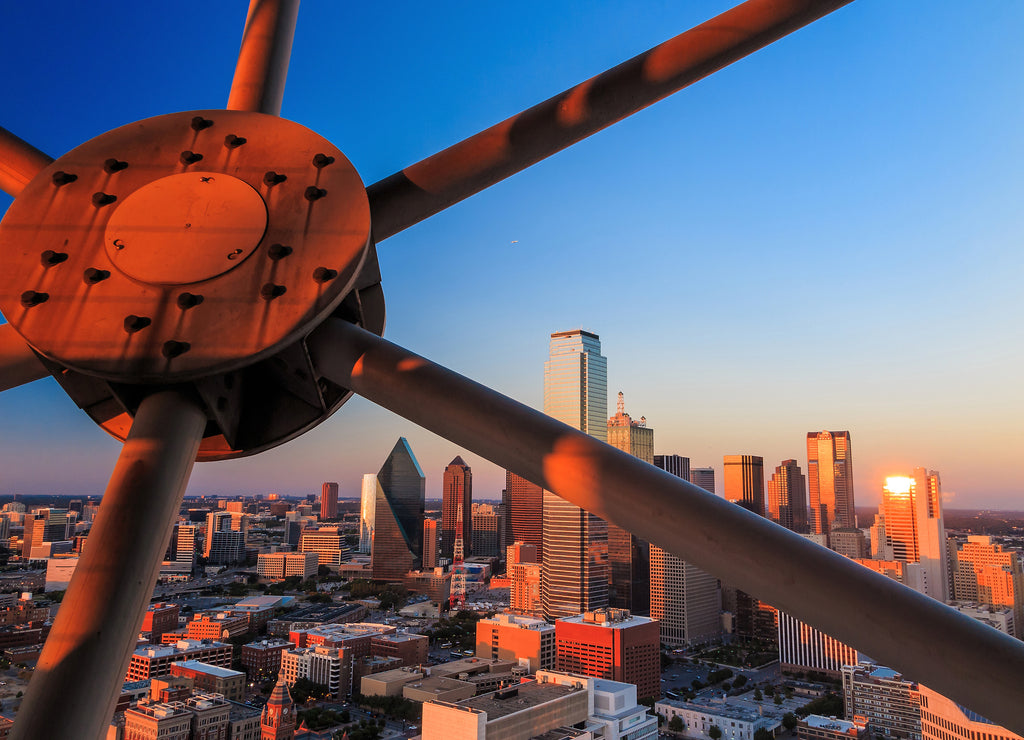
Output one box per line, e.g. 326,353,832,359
260,283,287,300
177,292,204,310
263,171,287,186
304,186,327,201
162,340,191,359
92,192,117,207
103,158,129,174
123,315,152,334
267,244,293,260
313,267,339,283
312,153,335,169
20,291,49,308
52,171,78,187
83,268,111,285
191,116,214,131
224,134,247,148
180,151,204,166
40,250,69,267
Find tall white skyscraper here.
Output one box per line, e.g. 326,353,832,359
359,473,378,554
541,329,609,619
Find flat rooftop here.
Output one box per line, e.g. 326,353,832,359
172,660,243,678
456,682,584,721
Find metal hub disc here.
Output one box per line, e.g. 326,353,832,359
0,109,372,383
104,172,268,285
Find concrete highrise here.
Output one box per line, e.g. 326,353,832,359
371,437,426,582
880,471,948,602
766,459,808,532
320,482,338,520
606,391,652,614
807,430,856,533
358,474,377,554
441,456,472,560
650,454,720,648
542,329,608,620
724,455,765,516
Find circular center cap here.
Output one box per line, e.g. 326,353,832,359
104,171,268,285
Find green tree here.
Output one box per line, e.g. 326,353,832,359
709,725,722,740
783,713,798,731
754,728,773,740
774,694,783,705
753,688,763,701
669,716,684,732
732,674,747,689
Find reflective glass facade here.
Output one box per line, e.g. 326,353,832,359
807,430,855,533
541,329,609,619
371,437,425,581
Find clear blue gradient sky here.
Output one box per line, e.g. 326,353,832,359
1,2,1022,509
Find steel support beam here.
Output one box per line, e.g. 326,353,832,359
0,324,48,392
367,0,853,242
227,0,301,116
308,318,1024,734
0,126,53,199
11,390,207,740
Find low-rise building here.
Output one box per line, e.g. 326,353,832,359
169,661,246,702
655,697,780,740
257,551,319,581
241,638,294,682
841,662,921,740
126,640,233,682
421,672,592,740
280,645,345,699
141,603,180,643
370,632,428,667
799,715,869,740
185,613,249,641
476,612,556,671
124,700,193,740
360,667,425,698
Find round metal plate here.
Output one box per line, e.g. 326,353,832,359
104,172,268,285
0,110,371,382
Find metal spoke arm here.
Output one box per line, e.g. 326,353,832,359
308,318,1024,735
367,0,853,242
227,0,301,116
11,390,207,740
0,126,53,198
0,324,49,391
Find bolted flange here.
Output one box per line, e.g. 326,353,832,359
0,109,384,460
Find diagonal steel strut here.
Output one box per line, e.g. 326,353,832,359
227,0,301,116
367,0,854,242
308,318,1024,735
11,391,207,740
0,126,53,199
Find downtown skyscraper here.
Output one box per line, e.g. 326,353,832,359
371,437,426,581
807,430,856,533
724,455,765,516
606,391,652,614
441,456,472,560
541,329,609,620
766,459,808,532
320,481,339,520
880,470,948,602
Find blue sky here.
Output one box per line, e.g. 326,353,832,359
1,1,1022,509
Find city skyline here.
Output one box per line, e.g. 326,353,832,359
0,3,1022,508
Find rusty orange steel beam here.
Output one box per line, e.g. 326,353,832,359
367,0,854,241
11,391,207,740
0,324,48,392
0,126,53,199
227,0,301,116
309,318,1024,735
